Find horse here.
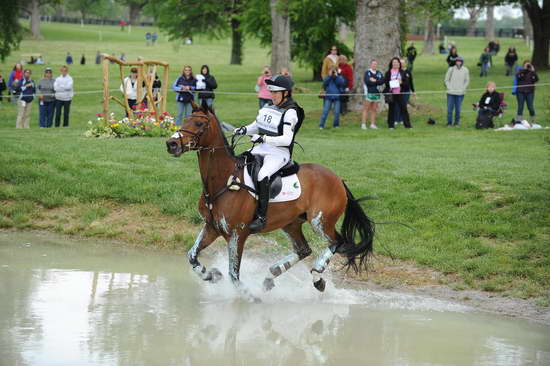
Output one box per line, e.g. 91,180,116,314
165,101,374,301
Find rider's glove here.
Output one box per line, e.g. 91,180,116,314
250,134,265,144
234,126,247,135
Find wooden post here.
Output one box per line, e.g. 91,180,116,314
161,65,169,114
136,64,143,111
142,65,156,116
102,57,109,118
119,64,132,117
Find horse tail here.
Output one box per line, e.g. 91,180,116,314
337,182,375,272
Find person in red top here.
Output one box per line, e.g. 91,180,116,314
338,55,353,115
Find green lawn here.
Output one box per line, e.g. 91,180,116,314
1,22,549,303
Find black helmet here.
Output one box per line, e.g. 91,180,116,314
265,74,294,91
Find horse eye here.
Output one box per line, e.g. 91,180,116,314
194,121,204,127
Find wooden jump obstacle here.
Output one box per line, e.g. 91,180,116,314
101,55,169,118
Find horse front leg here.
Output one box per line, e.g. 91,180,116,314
188,224,222,282
227,230,261,303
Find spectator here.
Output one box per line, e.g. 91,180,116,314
256,66,272,109
119,19,126,31
120,67,145,116
439,43,448,54
338,55,353,115
319,66,346,129
446,47,459,67
152,32,158,45
444,56,470,127
280,67,291,76
321,45,340,79
383,57,411,129
80,54,86,65
406,42,418,72
494,40,500,55
37,68,56,128
515,60,539,124
8,63,24,104
195,64,218,108
65,52,73,65
504,47,518,76
488,40,496,54
35,56,44,65
172,65,196,125
0,71,6,103
361,59,384,130
120,53,126,62
475,81,500,129
95,51,102,65
145,32,152,46
14,69,35,129
151,73,162,103
479,47,492,77
53,65,74,127
394,58,415,126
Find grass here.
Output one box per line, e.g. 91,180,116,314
0,22,549,302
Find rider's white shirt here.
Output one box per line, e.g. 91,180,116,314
244,108,298,157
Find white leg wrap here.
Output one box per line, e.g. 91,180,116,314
311,248,334,274
268,253,300,278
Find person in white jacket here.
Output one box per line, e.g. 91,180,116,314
120,67,145,116
53,65,74,127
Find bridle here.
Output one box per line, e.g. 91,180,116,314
174,114,211,151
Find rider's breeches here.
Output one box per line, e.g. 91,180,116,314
251,145,289,181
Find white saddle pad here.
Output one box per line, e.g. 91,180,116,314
243,168,302,203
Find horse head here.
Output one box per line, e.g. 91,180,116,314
166,100,217,157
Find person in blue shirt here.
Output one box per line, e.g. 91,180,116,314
172,65,196,125
319,66,346,129
65,52,73,65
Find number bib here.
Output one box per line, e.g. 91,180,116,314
256,105,284,136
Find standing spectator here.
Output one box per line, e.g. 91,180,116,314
256,66,272,109
95,51,102,65
152,32,158,45
444,56,470,127
14,69,35,129
0,71,6,103
394,58,415,126
172,65,196,125
383,58,411,129
321,45,340,79
319,66,346,129
8,63,24,104
446,47,459,67
361,59,384,130
119,19,126,31
488,40,496,54
37,68,56,128
515,60,539,124
150,72,162,103
145,32,152,46
195,64,218,108
479,47,492,77
406,42,418,72
338,55,353,115
53,65,74,127
120,67,145,115
504,47,518,76
65,52,73,65
80,54,86,65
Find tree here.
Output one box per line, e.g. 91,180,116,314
117,0,148,25
521,4,533,41
270,0,290,74
22,0,59,39
67,0,103,21
485,5,495,40
1,0,24,62
155,0,245,65
466,6,483,36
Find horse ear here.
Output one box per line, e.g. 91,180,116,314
200,98,209,113
191,101,200,112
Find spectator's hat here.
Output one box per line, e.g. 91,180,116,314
456,56,464,63
44,67,52,73
266,74,294,91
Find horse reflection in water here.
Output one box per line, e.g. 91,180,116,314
165,101,375,300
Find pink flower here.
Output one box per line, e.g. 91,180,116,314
96,113,102,117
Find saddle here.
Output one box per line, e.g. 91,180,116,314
238,152,301,202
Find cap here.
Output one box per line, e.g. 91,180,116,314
44,67,52,72
456,57,464,63
265,74,294,91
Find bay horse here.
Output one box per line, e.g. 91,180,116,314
166,101,374,301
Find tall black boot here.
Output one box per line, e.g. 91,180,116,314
249,177,270,233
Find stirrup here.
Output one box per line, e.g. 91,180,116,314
249,216,266,233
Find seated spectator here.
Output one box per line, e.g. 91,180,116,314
319,66,346,129
35,56,44,64
439,44,448,54
475,81,500,129
120,67,145,116
65,52,73,65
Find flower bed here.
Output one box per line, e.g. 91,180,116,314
85,109,178,138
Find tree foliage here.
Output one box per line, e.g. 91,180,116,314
1,0,24,61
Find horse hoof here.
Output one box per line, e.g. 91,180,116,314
263,278,275,292
313,278,326,292
208,268,223,283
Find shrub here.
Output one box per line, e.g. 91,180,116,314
85,109,177,138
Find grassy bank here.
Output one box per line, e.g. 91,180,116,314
1,22,549,304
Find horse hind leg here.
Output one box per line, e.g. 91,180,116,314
188,224,223,283
263,220,312,292
310,211,341,292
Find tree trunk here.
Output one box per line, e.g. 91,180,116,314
423,16,434,55
522,0,549,70
485,5,495,40
351,0,401,111
466,8,481,37
312,63,322,81
270,0,290,74
128,4,142,26
30,0,42,40
230,17,243,65
522,5,533,41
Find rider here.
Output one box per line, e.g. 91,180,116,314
234,74,304,233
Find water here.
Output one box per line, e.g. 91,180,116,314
1,232,549,366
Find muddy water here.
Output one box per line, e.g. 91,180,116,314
1,232,549,366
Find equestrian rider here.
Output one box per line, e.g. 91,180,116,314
234,74,304,233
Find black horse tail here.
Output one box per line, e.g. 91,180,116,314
337,182,375,272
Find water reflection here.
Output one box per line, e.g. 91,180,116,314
1,233,550,366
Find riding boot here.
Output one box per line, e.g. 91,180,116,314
249,177,270,233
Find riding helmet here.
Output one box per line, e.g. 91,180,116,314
266,74,294,91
